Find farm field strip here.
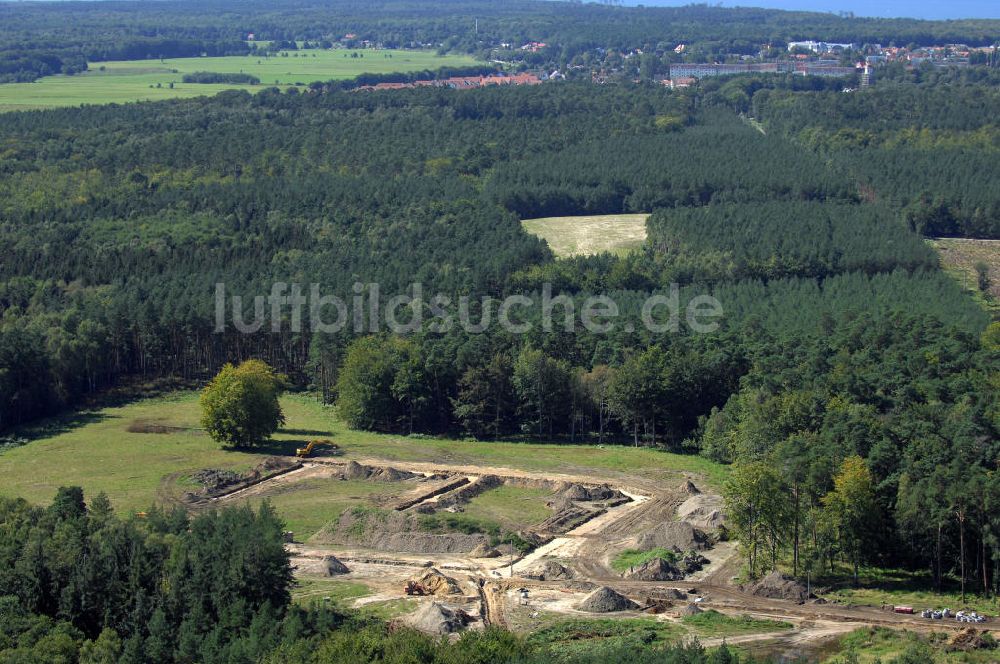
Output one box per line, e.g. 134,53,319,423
0,49,478,110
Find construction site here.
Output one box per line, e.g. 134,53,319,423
170,446,999,660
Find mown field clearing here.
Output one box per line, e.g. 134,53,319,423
244,478,405,540
680,610,792,638
0,49,477,111
522,214,649,257
0,392,726,518
460,485,555,530
930,238,1000,314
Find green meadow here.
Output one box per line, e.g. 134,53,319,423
0,392,726,521
521,214,649,258
0,49,478,111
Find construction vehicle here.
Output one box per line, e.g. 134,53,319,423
296,438,333,458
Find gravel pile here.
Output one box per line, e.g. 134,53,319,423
578,586,639,613
745,571,809,602
404,602,471,634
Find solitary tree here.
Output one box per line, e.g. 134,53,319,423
200,360,285,448
975,261,991,293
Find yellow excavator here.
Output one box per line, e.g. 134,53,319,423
296,438,334,458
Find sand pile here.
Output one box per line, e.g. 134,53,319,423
469,542,501,558
676,493,725,530
408,568,463,595
637,521,708,551
525,560,574,581
321,555,350,576
578,587,639,613
404,602,471,634
745,571,809,602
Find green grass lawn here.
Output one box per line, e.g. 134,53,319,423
0,391,726,526
460,485,555,530
290,578,416,619
680,610,791,638
245,478,406,541
521,214,649,258
0,49,478,111
292,578,371,605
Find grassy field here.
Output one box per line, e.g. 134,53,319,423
526,616,683,657
929,238,1000,315
521,214,649,257
680,610,791,638
244,478,405,540
290,578,416,618
0,49,478,111
0,391,727,522
460,485,555,530
826,627,999,664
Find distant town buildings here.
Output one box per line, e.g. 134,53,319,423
788,40,856,53
669,62,857,79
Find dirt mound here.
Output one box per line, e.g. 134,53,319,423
679,551,710,575
637,521,708,551
624,557,683,582
948,628,995,652
643,599,673,614
578,586,639,613
678,604,703,617
408,568,463,596
676,494,725,530
658,588,689,600
321,555,350,576
525,560,574,581
469,542,501,558
342,461,417,482
189,469,244,492
745,571,809,603
556,483,627,503
403,602,471,634
435,475,504,509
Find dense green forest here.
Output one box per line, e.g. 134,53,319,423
3,0,1000,82
748,66,1000,238
0,23,999,631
